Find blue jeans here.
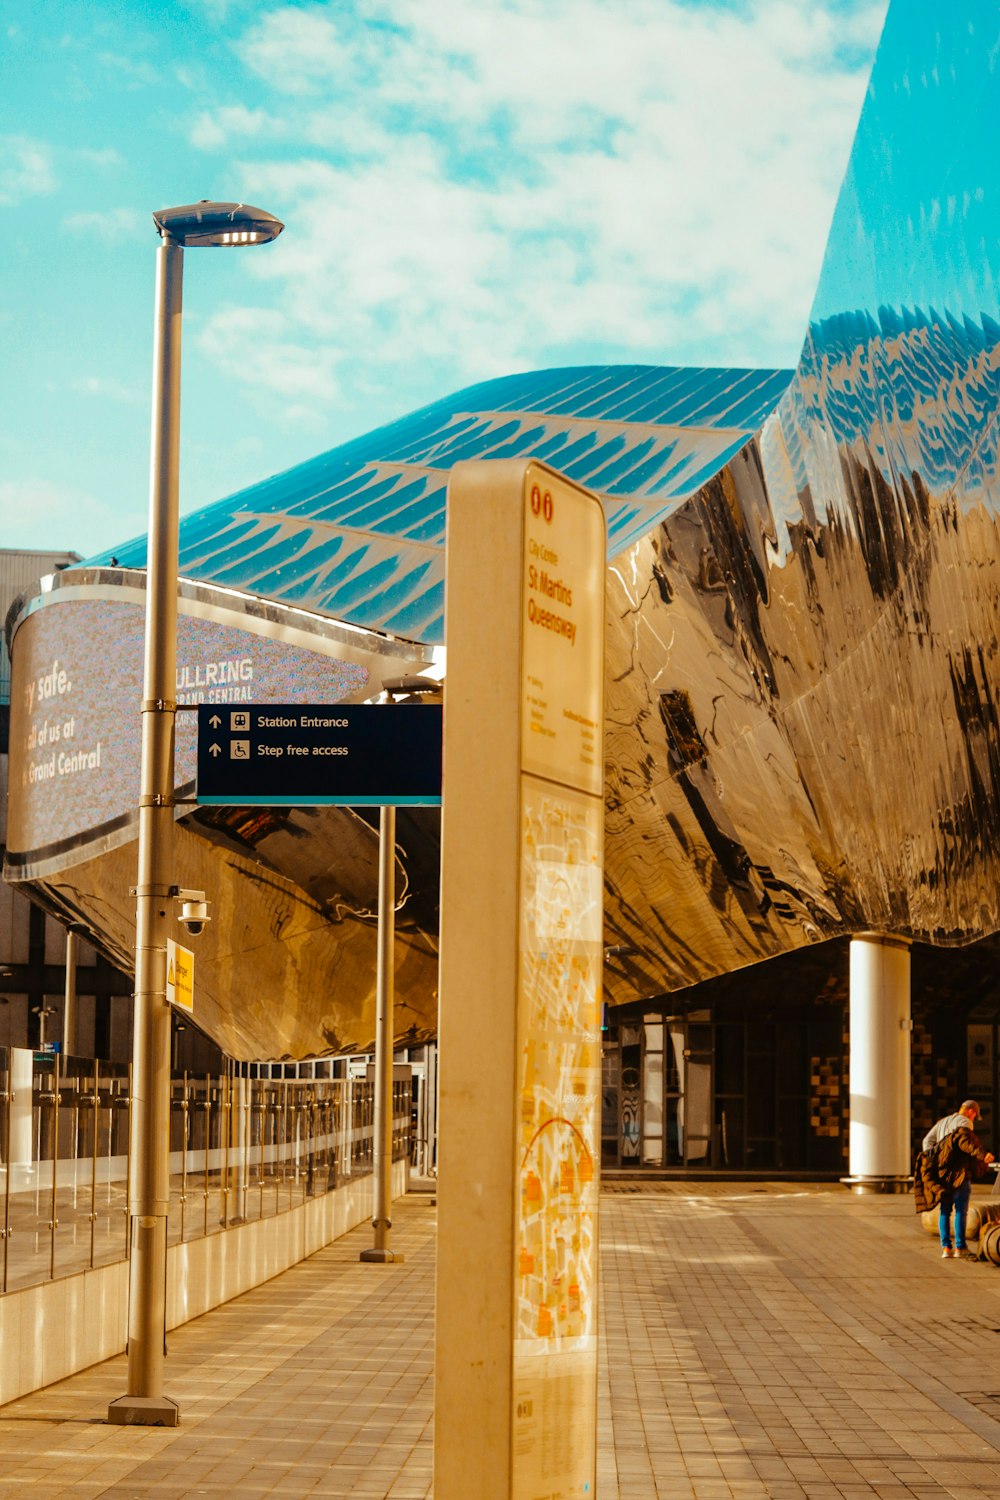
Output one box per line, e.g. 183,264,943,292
939,1180,972,1248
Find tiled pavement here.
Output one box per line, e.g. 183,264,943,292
1,1182,999,1497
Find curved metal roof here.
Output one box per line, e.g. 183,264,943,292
86,363,791,645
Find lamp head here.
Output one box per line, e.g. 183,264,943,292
152,200,284,248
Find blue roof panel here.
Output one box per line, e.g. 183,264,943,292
86,363,792,645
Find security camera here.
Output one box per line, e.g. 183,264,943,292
172,888,211,938
180,899,210,937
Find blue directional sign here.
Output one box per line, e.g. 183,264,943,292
196,704,442,806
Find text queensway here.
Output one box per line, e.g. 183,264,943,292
526,562,577,645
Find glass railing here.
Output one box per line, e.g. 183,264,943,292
0,1048,411,1295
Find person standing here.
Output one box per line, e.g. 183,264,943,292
916,1100,995,1257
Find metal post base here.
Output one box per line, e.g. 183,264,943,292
359,1247,406,1263
107,1395,180,1427
840,1175,913,1195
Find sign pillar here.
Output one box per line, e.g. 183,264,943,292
435,460,605,1500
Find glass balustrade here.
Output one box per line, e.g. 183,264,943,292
0,1047,409,1295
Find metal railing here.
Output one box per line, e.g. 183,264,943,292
0,1048,411,1295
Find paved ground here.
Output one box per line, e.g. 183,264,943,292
1,1182,999,1498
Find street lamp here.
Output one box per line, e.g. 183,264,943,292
108,200,283,1428
152,200,284,247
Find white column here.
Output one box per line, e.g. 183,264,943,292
847,934,912,1191
63,928,79,1058
10,1048,35,1189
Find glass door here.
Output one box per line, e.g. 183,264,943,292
618,1024,642,1163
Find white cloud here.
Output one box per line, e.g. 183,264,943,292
96,50,161,88
236,7,356,97
190,105,286,152
61,207,144,240
189,0,887,421
194,304,344,403
70,374,144,405
0,135,57,206
75,146,126,170
0,478,120,552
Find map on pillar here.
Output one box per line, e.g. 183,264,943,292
512,775,603,1498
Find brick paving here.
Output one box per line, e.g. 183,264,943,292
0,1182,999,1497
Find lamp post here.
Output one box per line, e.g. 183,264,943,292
108,201,283,1428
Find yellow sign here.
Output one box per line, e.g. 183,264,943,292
520,464,605,799
166,938,194,1013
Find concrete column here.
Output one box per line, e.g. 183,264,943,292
845,934,912,1193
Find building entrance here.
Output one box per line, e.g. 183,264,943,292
601,987,848,1174
603,1009,714,1168
601,935,1000,1175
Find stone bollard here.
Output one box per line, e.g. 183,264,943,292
980,1222,1000,1266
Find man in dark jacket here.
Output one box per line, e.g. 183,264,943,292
915,1100,995,1258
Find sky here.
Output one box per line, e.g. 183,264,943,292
1,0,886,560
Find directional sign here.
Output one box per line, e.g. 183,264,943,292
196,703,442,806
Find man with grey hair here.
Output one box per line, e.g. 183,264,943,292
921,1101,995,1258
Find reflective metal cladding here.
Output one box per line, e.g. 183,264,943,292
601,0,1000,997
5,0,999,1054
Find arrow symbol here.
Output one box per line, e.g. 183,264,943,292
209,743,222,757
209,714,222,729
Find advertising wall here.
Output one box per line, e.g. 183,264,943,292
6,570,434,879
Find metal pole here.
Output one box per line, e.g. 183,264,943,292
63,927,79,1058
108,237,182,1427
2,1055,13,1294
48,1056,59,1281
89,1059,98,1270
360,805,403,1263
